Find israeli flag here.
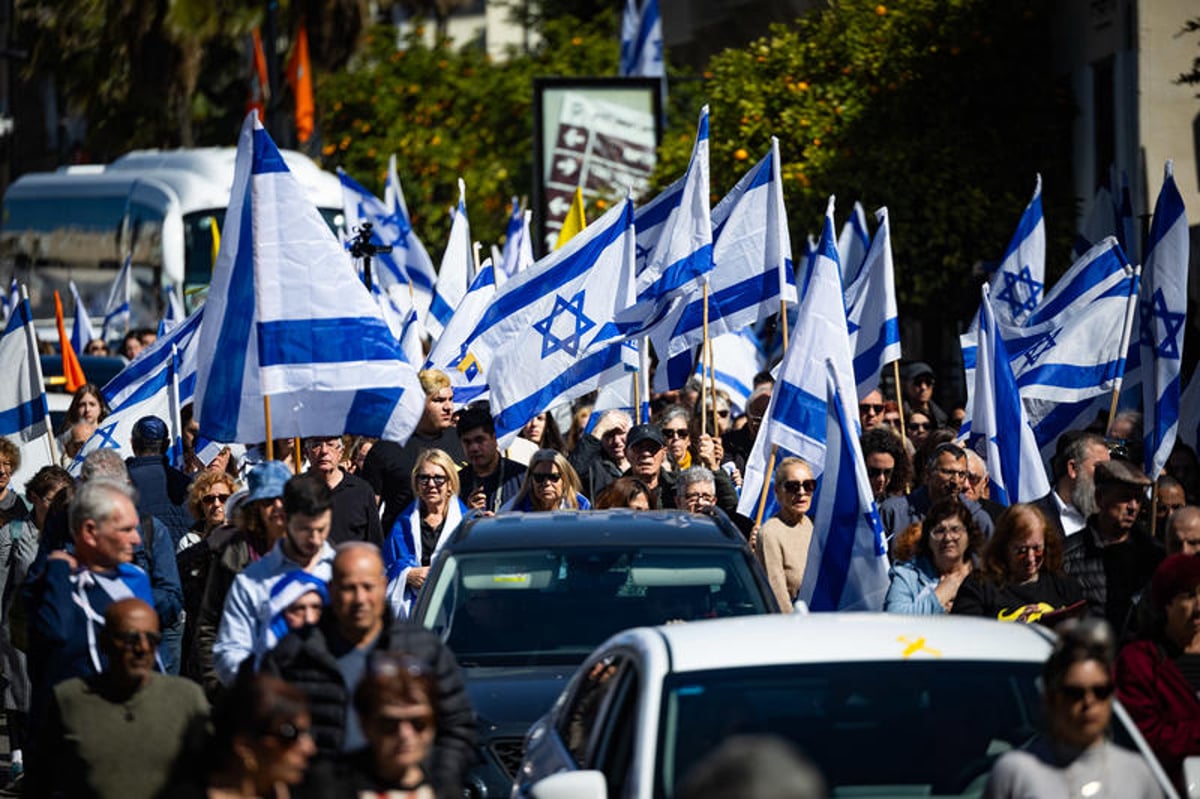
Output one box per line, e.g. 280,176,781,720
844,207,901,398
101,254,133,341
426,179,474,340
498,198,533,278
71,306,204,473
0,277,15,325
463,198,638,447
385,155,438,322
737,196,856,519
652,137,796,392
837,201,870,288
985,175,1045,328
372,281,425,366
801,362,890,612
0,294,52,445
621,107,713,337
970,285,1052,504
69,280,98,355
694,329,766,414
164,284,185,328
1138,161,1188,480
619,0,663,78
424,260,500,405
194,112,426,445
590,341,650,424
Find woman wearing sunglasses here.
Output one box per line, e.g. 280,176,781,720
383,449,471,619
986,619,1162,798
502,449,590,512
952,504,1083,623
755,458,816,612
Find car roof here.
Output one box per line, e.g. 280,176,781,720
445,510,747,552
642,613,1056,673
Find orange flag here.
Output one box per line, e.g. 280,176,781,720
287,23,314,143
54,290,87,392
248,28,270,118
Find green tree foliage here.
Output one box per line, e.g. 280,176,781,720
318,12,618,249
653,0,1076,318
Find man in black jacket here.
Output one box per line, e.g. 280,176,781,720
259,542,476,797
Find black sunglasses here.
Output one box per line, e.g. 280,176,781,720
1059,683,1113,702
781,479,817,495
265,720,313,743
859,403,885,415
532,472,562,483
110,629,163,648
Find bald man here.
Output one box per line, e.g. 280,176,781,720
1166,506,1200,556
28,599,208,798
260,543,477,797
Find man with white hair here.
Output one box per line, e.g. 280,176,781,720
569,409,631,501
1032,431,1110,540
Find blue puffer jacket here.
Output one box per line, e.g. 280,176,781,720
126,455,194,549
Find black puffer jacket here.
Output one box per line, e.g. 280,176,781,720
259,616,477,798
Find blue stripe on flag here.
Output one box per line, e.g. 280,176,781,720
772,380,825,441
258,317,399,367
634,186,682,234
347,386,405,435
429,292,455,327
4,298,31,335
0,396,47,437
809,399,859,611
638,244,714,302
1149,373,1182,464
852,317,900,385
252,128,289,174
1016,361,1121,392
670,269,782,337
494,343,628,440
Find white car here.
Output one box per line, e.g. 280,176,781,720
515,613,1181,799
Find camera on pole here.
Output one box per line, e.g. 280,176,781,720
349,222,392,292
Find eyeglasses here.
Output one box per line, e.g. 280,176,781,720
867,467,893,480
782,479,817,495
663,429,689,440
532,472,562,484
202,493,231,505
909,422,932,431
859,403,885,415
109,629,163,648
372,713,435,735
415,474,448,486
714,410,730,419
930,523,966,538
265,720,314,744
684,492,715,504
935,467,967,480
1059,683,1113,702
305,438,343,451
1010,543,1044,557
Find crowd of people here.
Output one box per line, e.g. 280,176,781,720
0,350,1197,797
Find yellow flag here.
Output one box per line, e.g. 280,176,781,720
554,187,587,250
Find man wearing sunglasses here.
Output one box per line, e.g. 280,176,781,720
899,362,948,430
879,442,994,544
26,598,208,798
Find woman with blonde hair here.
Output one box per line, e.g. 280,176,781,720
502,449,591,511
383,449,471,618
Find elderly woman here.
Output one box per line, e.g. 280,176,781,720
1115,554,1200,792
383,449,471,619
659,405,694,470
502,448,591,512
884,496,981,615
953,503,1084,622
755,457,816,611
987,619,1161,797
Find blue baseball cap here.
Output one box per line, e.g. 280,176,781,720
244,460,292,504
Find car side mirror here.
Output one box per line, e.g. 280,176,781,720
1184,755,1200,798
529,770,608,799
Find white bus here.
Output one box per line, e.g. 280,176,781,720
1,147,344,331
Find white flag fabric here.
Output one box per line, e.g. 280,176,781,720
464,198,638,447
800,362,890,611
970,285,1052,504
0,277,16,326
194,112,426,445
1139,161,1188,480
652,137,796,392
427,179,473,340
1,292,55,490
694,329,765,415
69,280,98,354
844,207,901,398
385,155,438,323
984,175,1045,328
424,261,499,406
619,0,664,78
164,284,186,329
101,254,132,341
738,196,856,518
837,201,870,288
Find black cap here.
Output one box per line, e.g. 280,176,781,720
626,424,665,450
901,361,935,382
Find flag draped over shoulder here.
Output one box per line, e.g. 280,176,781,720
801,363,890,612
619,0,663,78
970,285,1051,505
464,198,638,448
1138,161,1188,480
652,137,796,392
738,196,855,519
985,175,1045,328
428,179,473,340
69,280,97,354
844,207,901,398
194,112,426,445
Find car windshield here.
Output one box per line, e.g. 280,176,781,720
658,660,1079,798
418,547,769,667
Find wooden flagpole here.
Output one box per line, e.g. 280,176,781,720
754,445,779,527
780,298,789,353
293,438,303,472
264,396,274,460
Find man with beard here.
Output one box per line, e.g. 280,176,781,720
1034,431,1110,540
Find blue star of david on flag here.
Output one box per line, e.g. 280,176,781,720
94,422,121,450
995,264,1043,318
1022,327,1060,367
532,290,595,359
1142,287,1185,360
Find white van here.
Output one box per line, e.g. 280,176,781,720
1,147,344,330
